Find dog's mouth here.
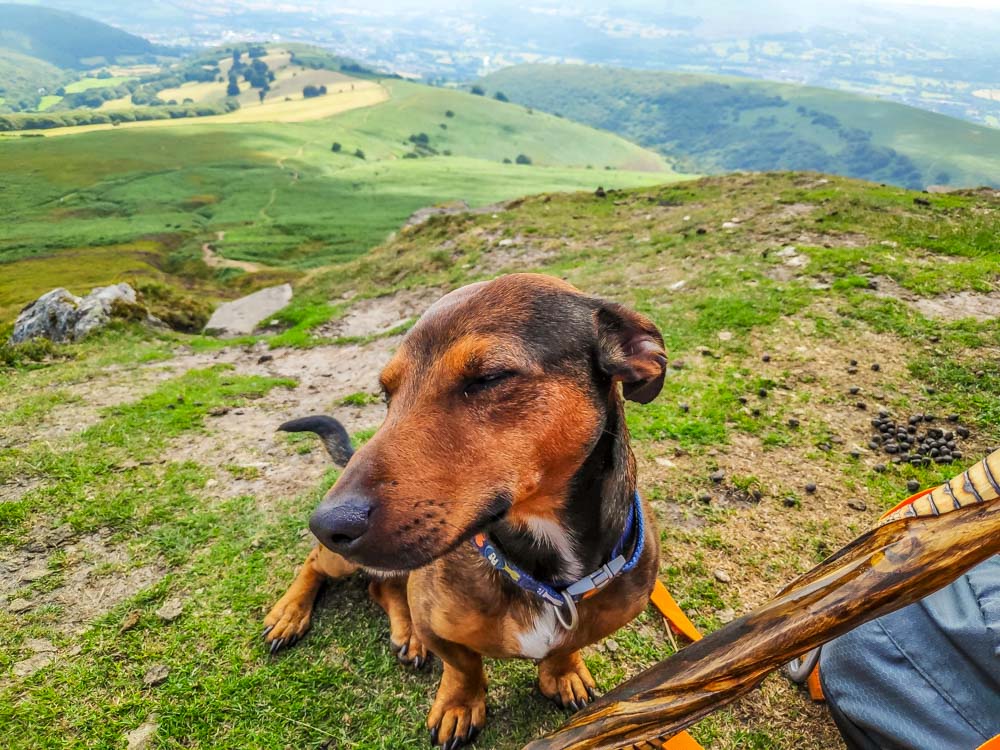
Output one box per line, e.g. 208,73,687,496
342,492,513,571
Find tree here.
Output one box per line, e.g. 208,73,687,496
494,91,508,102
355,148,365,159
303,85,326,98
258,89,266,103
232,50,241,64
331,142,342,152
470,85,485,96
445,110,455,118
515,154,532,165
227,78,240,97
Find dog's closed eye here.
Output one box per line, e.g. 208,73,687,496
463,370,517,397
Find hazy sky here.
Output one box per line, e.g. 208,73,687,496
872,0,1000,7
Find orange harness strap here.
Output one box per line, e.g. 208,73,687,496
649,580,706,749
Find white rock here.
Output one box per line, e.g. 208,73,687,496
204,284,293,337
156,598,183,622
126,718,159,750
713,569,732,583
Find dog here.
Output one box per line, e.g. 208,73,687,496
264,273,666,748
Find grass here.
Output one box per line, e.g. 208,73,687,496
63,76,135,94
0,85,684,324
2,172,998,749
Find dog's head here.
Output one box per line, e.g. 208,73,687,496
309,273,666,571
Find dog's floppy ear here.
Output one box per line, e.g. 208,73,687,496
595,302,667,404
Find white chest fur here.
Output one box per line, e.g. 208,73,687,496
517,605,563,659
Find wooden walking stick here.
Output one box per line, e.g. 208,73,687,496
525,450,1000,750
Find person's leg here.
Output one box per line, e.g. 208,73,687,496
820,556,1000,750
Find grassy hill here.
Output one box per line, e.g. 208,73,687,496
480,64,1000,190
1,172,998,749
0,3,153,69
0,47,66,110
0,77,682,322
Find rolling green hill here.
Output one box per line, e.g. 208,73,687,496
480,64,1000,190
0,3,153,69
0,77,684,321
0,47,66,110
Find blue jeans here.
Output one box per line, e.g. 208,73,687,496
820,556,1000,750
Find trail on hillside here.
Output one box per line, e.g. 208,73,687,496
201,231,267,273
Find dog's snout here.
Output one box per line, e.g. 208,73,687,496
309,497,372,551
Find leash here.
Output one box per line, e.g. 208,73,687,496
471,490,645,631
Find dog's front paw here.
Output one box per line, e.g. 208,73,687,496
262,595,313,654
427,689,486,749
391,629,431,670
538,651,598,712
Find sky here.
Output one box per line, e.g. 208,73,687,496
871,0,1000,7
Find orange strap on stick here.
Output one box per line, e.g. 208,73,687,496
650,581,705,749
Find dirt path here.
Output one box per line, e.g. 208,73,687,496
201,231,268,273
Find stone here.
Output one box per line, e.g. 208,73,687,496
709,470,725,483
10,284,141,344
848,499,868,512
204,284,293,337
156,598,183,622
713,569,731,583
604,638,619,653
716,608,736,624
8,598,32,613
126,718,159,750
13,652,53,678
143,664,170,687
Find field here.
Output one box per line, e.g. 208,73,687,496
481,64,1000,189
0,79,681,321
2,173,998,749
63,76,135,93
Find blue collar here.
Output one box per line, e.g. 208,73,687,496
470,490,646,631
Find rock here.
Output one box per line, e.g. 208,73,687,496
156,598,183,622
907,480,921,493
126,718,159,750
9,289,80,343
19,565,51,583
717,330,733,341
8,598,32,613
848,499,868,512
120,610,142,633
713,569,731,583
716,608,736,624
782,496,799,508
13,652,53,678
709,470,725,483
804,483,817,494
604,638,619,653
143,664,170,687
204,284,293,337
10,284,142,344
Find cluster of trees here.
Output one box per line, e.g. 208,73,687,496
501,155,533,165
0,100,239,131
330,142,366,159
303,85,328,98
228,50,274,100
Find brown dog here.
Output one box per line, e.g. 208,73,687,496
264,273,665,748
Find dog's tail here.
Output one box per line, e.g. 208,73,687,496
278,415,354,467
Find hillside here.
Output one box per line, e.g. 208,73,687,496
2,173,998,749
0,4,153,69
0,76,681,321
0,47,65,109
480,65,1000,190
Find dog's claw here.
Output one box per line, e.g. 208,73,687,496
399,642,408,658
414,655,424,669
429,727,439,747
466,726,479,744
270,638,284,655
262,625,274,638
586,686,597,700
569,699,581,712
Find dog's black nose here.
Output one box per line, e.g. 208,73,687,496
309,497,372,550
